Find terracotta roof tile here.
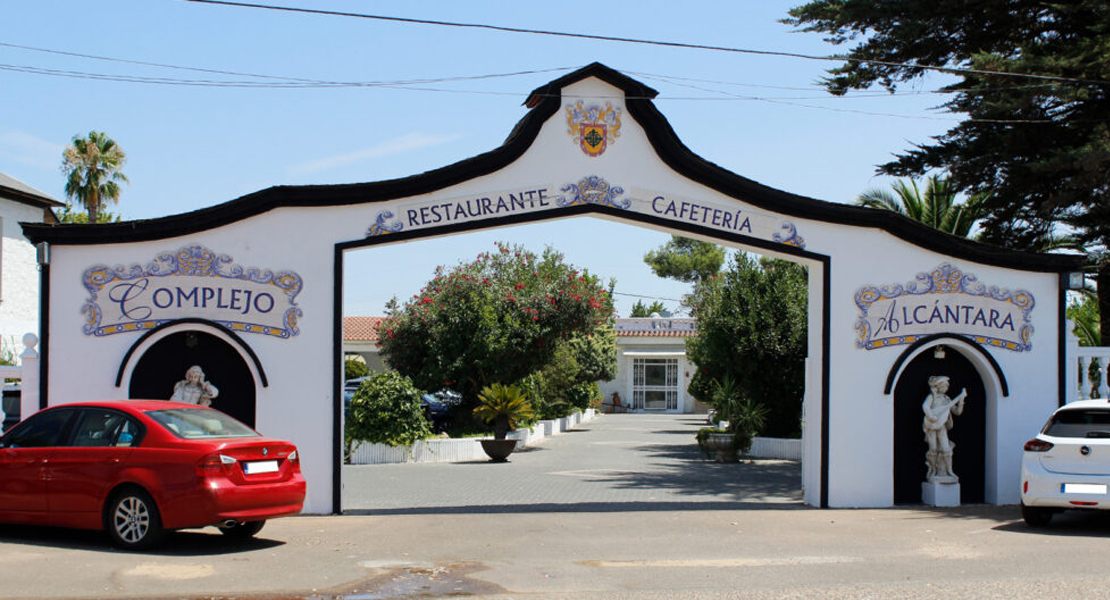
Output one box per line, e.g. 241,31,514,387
344,316,387,341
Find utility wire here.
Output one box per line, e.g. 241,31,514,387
0,41,575,87
185,0,1110,87
613,292,686,302
3,63,1079,123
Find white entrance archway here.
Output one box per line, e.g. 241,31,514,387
25,63,1080,514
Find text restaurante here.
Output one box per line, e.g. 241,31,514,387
406,188,550,227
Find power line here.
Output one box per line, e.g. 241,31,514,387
184,0,1110,87
612,292,686,303
0,41,577,87
3,62,1081,124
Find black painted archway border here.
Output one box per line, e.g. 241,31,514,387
882,333,1009,397
332,202,833,513
113,317,269,388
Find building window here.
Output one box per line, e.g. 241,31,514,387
632,357,678,411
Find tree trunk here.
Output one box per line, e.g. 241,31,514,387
1100,262,1110,347
88,189,100,224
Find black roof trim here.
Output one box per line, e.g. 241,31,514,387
20,63,1082,272
524,62,658,107
1,184,65,210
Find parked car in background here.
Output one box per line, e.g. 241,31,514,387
422,389,460,433
0,400,305,549
344,377,458,433
1021,399,1110,526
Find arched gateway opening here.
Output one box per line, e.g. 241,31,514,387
24,63,1080,515
338,216,820,512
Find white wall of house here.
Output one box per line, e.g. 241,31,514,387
0,198,46,359
344,343,387,374
600,336,699,414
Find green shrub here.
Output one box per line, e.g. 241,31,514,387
344,371,431,459
344,357,370,381
566,381,600,411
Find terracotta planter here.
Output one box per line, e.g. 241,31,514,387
480,439,518,462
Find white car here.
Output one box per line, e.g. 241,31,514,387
1020,399,1110,526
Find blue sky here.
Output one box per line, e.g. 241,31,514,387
1,1,957,316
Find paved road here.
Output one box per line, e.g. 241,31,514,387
6,414,1110,599
342,413,803,513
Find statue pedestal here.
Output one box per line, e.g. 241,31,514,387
922,480,960,507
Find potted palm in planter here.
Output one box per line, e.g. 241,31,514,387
474,382,535,462
697,375,768,463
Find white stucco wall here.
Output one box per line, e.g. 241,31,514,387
0,199,46,358
38,73,1068,513
598,336,695,413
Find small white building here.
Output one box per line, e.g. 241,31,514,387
601,316,706,414
0,172,61,358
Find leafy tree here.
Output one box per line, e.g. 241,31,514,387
856,176,988,238
55,204,121,224
784,1,1109,332
687,254,808,438
377,242,615,407
1068,293,1100,347
60,131,129,224
629,299,668,317
520,326,615,419
567,323,617,382
344,371,431,459
643,236,726,284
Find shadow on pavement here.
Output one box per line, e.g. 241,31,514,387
0,523,285,555
344,499,810,516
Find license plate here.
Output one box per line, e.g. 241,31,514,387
244,460,279,474
1062,483,1107,495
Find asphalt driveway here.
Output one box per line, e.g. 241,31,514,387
342,413,802,514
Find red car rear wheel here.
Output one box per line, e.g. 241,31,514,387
105,488,165,550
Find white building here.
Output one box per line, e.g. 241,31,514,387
601,316,705,414
0,172,61,359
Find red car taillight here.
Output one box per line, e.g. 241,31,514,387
1024,438,1054,452
197,453,238,477
287,449,300,471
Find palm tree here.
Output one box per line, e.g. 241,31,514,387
856,175,987,238
61,131,129,223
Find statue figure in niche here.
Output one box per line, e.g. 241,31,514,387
171,365,219,407
922,375,966,483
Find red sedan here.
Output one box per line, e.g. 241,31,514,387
0,400,305,549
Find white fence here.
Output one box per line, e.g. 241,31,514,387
0,333,40,433
748,436,803,460
347,410,806,464
348,409,595,464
